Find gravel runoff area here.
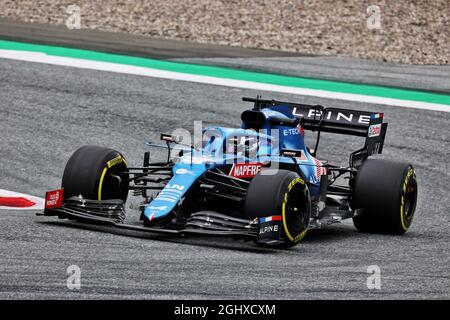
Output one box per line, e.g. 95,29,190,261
0,0,448,65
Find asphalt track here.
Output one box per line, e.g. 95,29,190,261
179,56,450,94
0,52,449,299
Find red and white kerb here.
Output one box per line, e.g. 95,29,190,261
0,189,45,210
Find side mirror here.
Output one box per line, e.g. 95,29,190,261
160,133,183,143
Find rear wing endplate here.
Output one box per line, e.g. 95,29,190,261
242,97,388,167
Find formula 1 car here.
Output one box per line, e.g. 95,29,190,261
40,97,418,248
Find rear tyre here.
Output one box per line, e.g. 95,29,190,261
352,159,418,235
62,145,129,202
245,169,311,248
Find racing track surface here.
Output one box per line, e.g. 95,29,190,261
0,57,449,299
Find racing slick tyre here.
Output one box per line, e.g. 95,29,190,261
62,145,129,202
352,159,418,235
245,169,311,248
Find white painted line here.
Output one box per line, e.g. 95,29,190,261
0,189,45,210
0,50,448,112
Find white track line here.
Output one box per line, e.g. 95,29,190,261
0,50,448,112
0,189,45,210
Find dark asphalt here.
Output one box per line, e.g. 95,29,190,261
0,57,449,299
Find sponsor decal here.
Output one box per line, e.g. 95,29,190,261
229,162,262,178
259,215,282,223
154,196,177,203
258,216,282,236
148,206,168,211
281,149,307,161
45,189,64,209
259,224,279,235
292,107,372,125
166,184,185,191
175,168,197,176
154,183,186,203
283,127,300,136
283,125,305,137
368,123,382,137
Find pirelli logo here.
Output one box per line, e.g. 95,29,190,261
107,156,124,168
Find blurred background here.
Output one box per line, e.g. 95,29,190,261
0,0,448,64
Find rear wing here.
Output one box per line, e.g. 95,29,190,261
242,97,388,167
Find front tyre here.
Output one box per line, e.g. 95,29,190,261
62,145,129,202
245,169,311,248
352,159,418,235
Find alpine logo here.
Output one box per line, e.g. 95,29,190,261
292,107,371,125
229,163,262,178
368,124,382,137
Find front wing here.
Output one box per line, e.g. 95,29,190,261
39,195,285,245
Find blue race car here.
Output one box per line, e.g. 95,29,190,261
41,97,418,248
